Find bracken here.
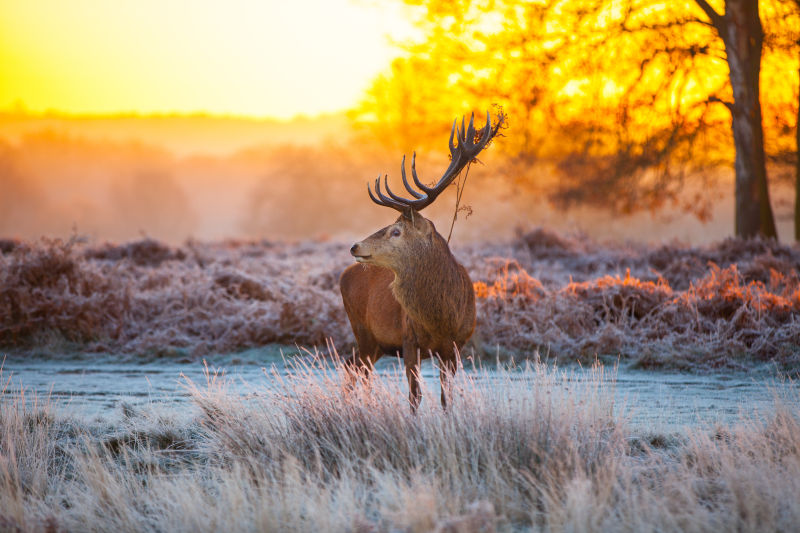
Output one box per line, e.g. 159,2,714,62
0,232,798,369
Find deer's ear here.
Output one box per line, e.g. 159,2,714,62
413,213,434,235
423,217,435,236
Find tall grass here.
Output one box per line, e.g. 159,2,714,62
1,358,799,531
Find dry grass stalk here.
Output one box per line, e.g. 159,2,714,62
1,359,799,531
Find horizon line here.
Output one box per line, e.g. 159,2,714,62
1,102,352,123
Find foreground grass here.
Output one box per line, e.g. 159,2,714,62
2,357,799,532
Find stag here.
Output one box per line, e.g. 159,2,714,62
340,112,501,409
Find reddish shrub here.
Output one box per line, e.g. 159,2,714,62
2,233,798,369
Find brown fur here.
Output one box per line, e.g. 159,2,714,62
340,212,476,409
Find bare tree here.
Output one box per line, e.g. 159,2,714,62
358,0,791,237
695,0,777,237
793,0,800,241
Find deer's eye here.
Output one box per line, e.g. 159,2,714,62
390,228,401,237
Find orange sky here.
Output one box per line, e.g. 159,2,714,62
0,0,416,119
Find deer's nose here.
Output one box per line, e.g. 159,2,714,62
350,243,359,256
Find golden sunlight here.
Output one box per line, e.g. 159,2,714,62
0,0,415,119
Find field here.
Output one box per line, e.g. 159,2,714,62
4,0,800,529
2,230,800,531
1,230,798,370
2,357,800,532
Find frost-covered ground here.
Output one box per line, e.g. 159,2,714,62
3,227,800,531
2,357,800,532
2,351,796,432
1,229,798,370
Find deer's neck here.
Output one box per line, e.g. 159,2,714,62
390,236,472,337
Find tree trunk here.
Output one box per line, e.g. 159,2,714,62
722,1,777,237
722,0,777,238
696,0,777,238
796,63,800,241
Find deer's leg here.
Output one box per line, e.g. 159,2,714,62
345,326,381,383
403,342,422,412
438,344,459,410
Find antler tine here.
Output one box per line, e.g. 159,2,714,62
448,113,475,168
447,118,457,154
366,110,499,214
379,174,414,209
367,178,382,205
400,153,425,199
409,152,428,195
384,172,418,204
480,110,491,145
411,152,433,194
465,113,476,147
433,120,458,194
416,111,494,209
368,175,407,212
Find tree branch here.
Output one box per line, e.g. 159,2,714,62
708,95,734,113
693,0,725,31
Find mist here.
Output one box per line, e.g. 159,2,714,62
0,111,794,246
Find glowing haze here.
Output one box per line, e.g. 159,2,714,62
0,0,414,119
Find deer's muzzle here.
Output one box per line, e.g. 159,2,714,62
350,243,371,262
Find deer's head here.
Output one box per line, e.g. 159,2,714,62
350,211,436,270
350,111,502,271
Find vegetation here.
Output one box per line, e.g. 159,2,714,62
1,231,798,370
353,0,800,238
1,358,799,531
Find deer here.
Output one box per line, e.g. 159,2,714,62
339,111,502,410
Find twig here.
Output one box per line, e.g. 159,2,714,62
447,162,472,244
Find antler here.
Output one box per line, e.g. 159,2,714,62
368,111,502,213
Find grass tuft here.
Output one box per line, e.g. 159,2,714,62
2,359,800,531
